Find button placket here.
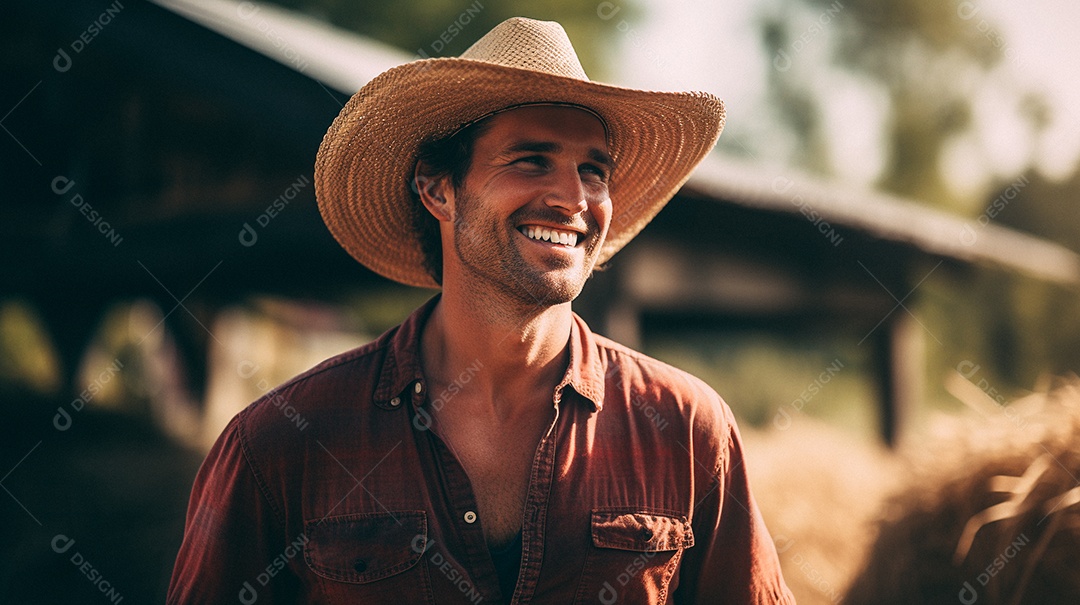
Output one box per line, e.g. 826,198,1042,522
421,419,500,597
514,409,561,603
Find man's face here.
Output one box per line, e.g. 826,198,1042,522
445,105,613,306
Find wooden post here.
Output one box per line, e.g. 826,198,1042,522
877,310,923,446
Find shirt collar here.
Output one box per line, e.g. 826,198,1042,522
374,295,606,413
373,295,437,410
555,313,605,412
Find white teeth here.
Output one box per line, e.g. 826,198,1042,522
520,226,579,246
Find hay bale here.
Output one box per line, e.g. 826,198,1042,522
744,419,899,605
843,376,1080,605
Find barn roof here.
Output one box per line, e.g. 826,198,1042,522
154,0,1080,286
685,157,1080,285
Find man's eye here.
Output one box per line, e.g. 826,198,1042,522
580,164,609,181
516,156,548,168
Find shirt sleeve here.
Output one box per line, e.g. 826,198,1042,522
674,402,795,604
167,412,302,604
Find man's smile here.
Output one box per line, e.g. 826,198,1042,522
517,224,583,248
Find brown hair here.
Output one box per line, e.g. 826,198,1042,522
408,119,493,286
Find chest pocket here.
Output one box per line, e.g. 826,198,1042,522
574,509,694,605
304,511,434,603
591,511,695,551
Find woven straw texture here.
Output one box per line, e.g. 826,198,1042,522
315,17,725,289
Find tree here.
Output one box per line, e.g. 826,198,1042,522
760,0,1012,212
263,0,637,79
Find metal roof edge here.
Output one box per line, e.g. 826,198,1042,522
685,154,1080,285
150,0,412,94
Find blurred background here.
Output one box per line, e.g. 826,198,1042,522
3,0,1080,602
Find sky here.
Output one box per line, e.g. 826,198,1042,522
603,0,1080,205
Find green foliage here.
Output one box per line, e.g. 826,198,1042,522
0,300,60,393
263,0,638,79
644,329,879,438
993,168,1080,253
764,0,1080,419
760,0,1003,210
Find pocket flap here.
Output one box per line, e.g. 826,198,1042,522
591,510,694,552
304,511,426,584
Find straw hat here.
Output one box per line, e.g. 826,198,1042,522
315,17,725,289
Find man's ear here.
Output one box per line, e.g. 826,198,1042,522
414,162,454,222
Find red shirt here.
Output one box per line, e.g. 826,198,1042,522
167,297,794,604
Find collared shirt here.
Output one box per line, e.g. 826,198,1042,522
167,297,794,604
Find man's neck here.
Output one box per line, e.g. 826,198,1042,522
421,281,573,421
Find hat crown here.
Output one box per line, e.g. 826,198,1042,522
460,17,589,81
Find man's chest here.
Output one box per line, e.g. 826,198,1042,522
290,402,704,604
433,405,555,548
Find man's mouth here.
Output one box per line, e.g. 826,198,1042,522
518,225,580,247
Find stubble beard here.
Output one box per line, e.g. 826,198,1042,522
451,190,599,310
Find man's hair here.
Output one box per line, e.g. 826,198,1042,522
409,119,493,285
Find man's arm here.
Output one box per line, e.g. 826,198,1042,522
167,412,301,604
674,402,795,604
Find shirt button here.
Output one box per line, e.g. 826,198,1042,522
389,397,401,407
464,510,477,524
414,382,423,394
353,558,367,573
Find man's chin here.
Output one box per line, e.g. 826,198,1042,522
529,271,590,305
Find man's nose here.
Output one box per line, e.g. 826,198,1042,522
544,165,589,215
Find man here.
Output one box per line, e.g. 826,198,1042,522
168,17,793,604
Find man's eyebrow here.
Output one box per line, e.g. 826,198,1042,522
588,148,615,170
504,140,560,155
503,140,615,169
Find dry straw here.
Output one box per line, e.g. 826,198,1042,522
844,375,1080,605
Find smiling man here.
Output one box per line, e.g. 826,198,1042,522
168,17,793,605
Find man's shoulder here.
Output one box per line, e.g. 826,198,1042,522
235,324,399,435
589,332,736,466
592,332,719,402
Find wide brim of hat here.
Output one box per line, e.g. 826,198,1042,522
315,57,725,289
